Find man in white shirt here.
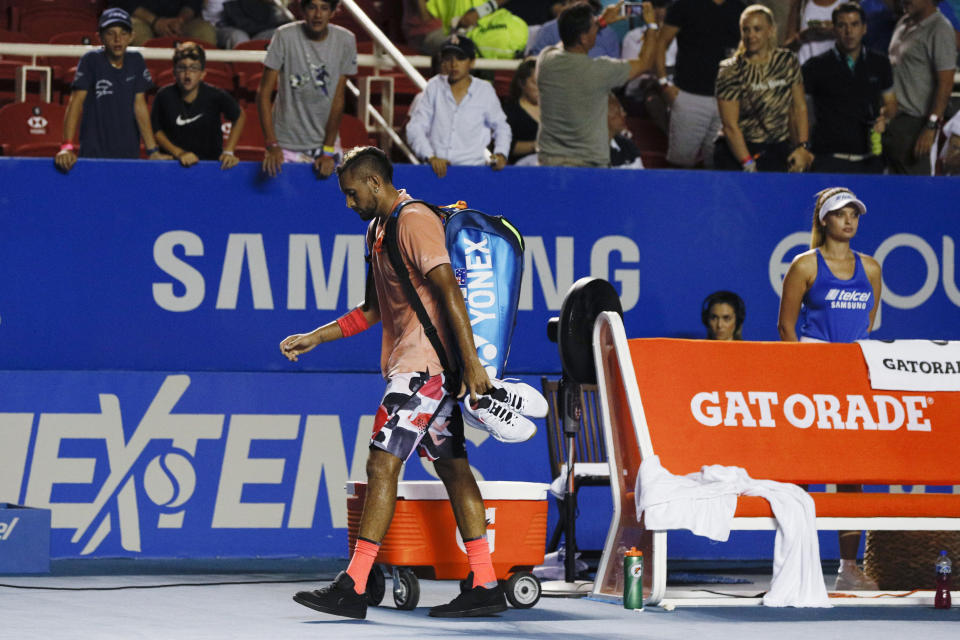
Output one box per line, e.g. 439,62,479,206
405,34,512,178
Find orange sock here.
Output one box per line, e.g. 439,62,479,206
464,536,497,588
345,538,380,594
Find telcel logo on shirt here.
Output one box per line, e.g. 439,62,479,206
825,288,871,309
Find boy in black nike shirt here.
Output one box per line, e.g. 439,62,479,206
152,42,245,169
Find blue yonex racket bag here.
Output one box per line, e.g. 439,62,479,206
383,200,524,384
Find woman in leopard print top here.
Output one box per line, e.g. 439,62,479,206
714,4,815,172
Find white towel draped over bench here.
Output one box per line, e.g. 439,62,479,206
636,455,831,608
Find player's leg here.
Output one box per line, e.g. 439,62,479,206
292,373,437,618
423,396,507,618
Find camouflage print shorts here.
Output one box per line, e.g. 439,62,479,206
371,372,466,462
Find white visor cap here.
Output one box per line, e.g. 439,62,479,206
818,191,867,221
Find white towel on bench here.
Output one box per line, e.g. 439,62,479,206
637,455,831,608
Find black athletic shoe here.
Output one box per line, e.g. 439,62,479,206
428,581,508,618
293,571,367,620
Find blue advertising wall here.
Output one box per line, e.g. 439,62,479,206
1,158,959,562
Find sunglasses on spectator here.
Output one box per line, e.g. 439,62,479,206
175,64,204,73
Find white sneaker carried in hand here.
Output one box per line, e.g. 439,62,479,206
462,395,537,443
834,564,878,591
488,378,549,418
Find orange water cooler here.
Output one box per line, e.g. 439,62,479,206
346,480,549,610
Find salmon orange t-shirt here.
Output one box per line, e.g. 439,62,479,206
368,191,454,379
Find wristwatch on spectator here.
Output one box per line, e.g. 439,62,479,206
925,114,941,130
657,76,670,87
795,141,812,152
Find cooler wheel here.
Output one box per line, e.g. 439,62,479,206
366,564,385,606
392,567,420,610
504,571,541,609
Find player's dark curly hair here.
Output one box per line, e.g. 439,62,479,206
337,146,393,183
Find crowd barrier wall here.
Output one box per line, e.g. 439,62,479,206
1,158,958,562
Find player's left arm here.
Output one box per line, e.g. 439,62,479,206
426,263,492,402
863,254,883,332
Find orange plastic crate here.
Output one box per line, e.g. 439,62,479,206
347,481,548,580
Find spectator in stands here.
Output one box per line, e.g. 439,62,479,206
406,34,512,177
802,2,896,174
701,290,745,340
655,0,745,168
883,0,956,175
938,110,960,174
608,92,646,167
502,58,540,164
536,2,655,166
714,4,813,172
529,0,622,57
428,0,530,59
257,0,357,179
151,42,245,169
203,0,294,49
402,0,447,54
55,8,166,173
786,0,845,65
622,0,674,133
120,1,216,46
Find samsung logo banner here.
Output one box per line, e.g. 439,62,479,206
150,231,641,314
2,162,959,375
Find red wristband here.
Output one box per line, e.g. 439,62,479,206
597,16,608,28
336,308,370,337
60,142,75,152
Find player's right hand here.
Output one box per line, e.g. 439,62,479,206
280,332,320,362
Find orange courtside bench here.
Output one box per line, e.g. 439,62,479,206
587,312,960,606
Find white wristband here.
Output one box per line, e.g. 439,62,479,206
222,150,235,156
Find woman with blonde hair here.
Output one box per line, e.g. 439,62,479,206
777,186,883,591
714,4,814,172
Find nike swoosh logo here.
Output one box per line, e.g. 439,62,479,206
176,114,203,126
